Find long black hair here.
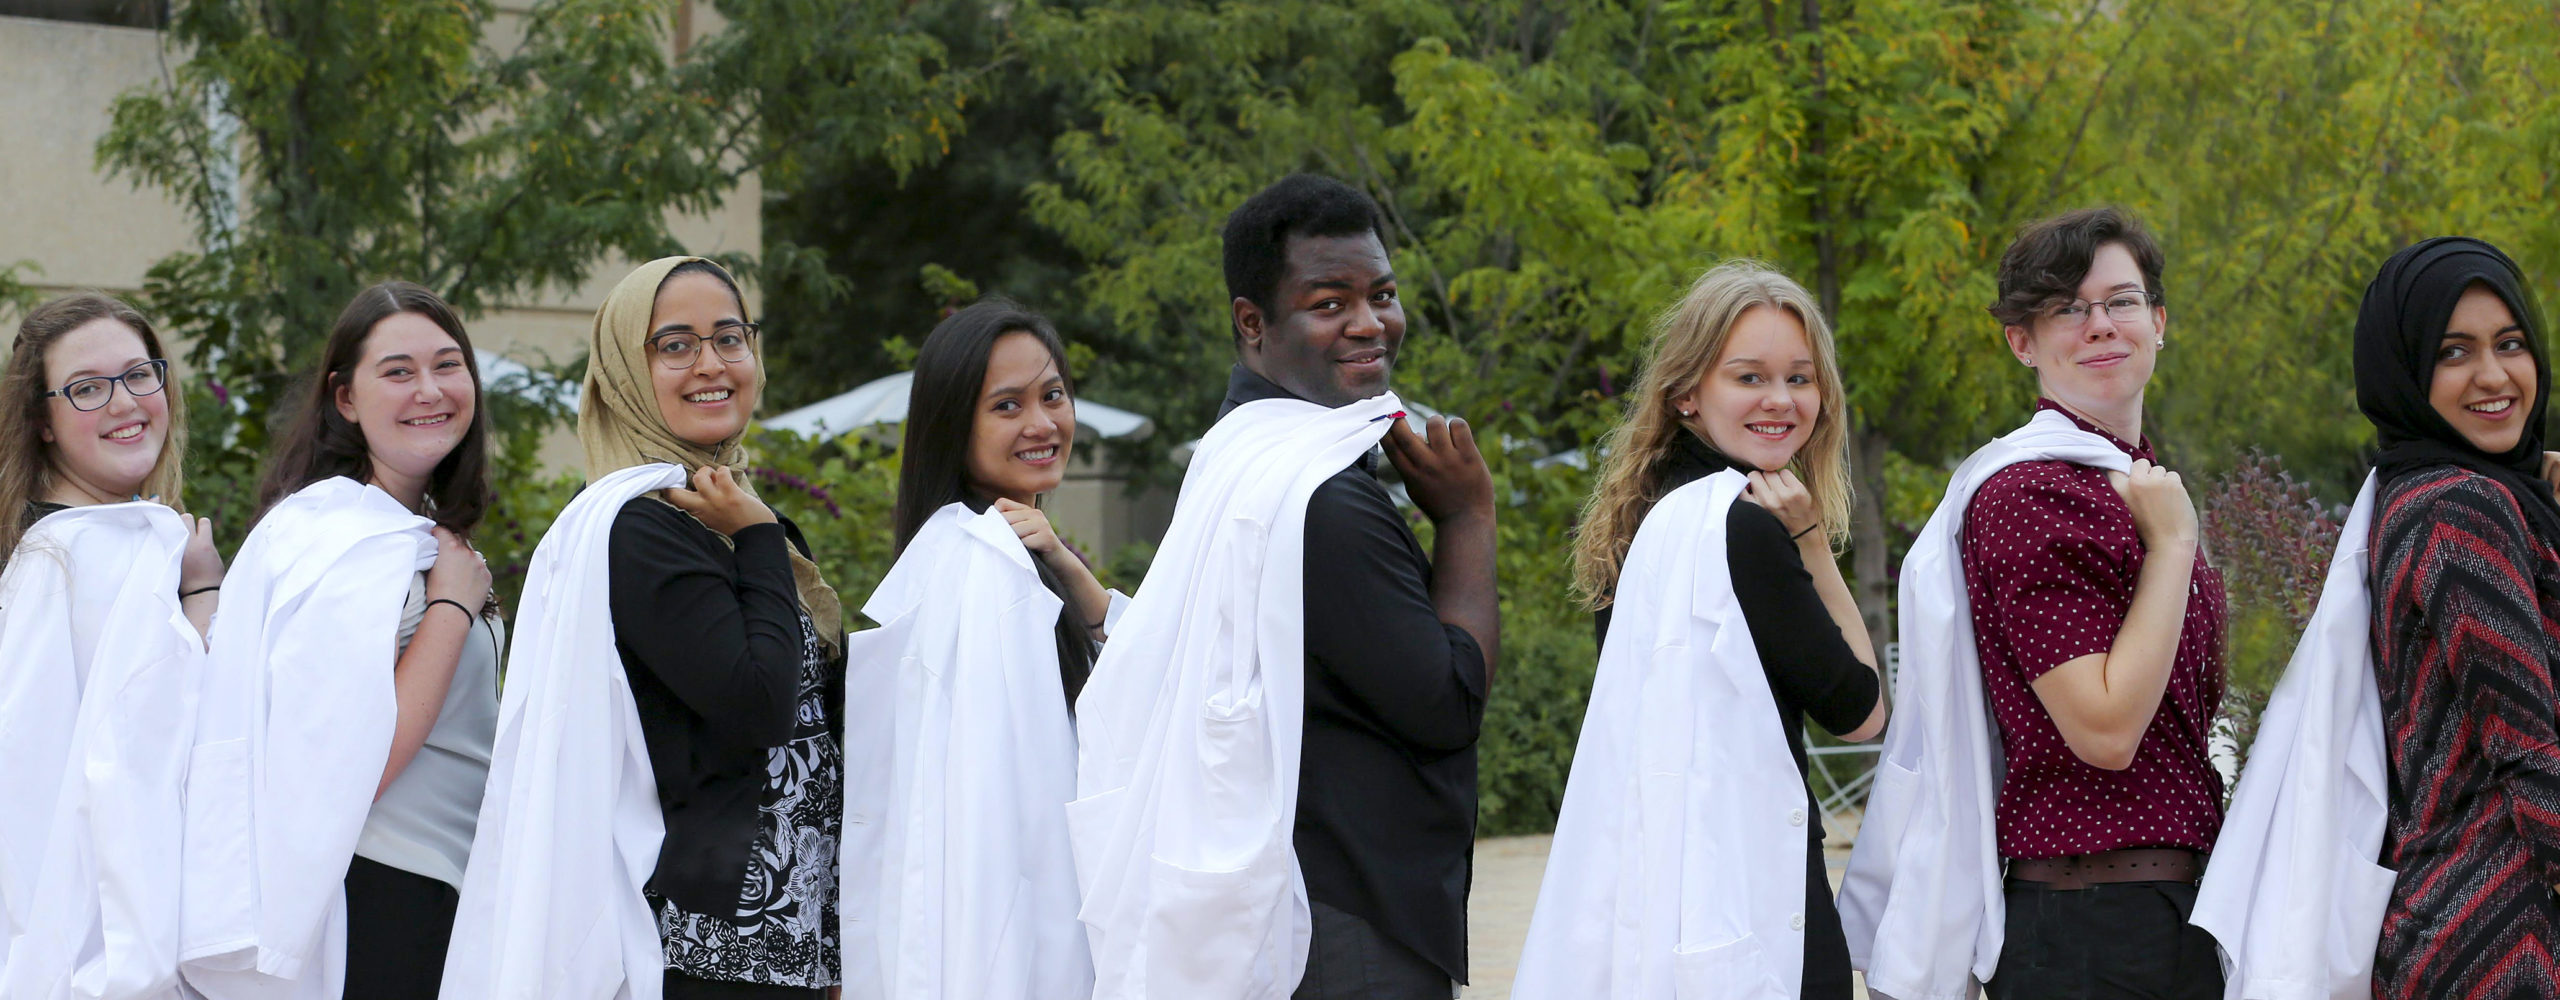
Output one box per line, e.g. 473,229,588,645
893,298,1096,705
257,281,492,534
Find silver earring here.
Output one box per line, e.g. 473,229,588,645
2156,338,2165,348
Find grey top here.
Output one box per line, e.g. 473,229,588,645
354,574,502,888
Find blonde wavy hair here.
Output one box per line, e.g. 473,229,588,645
1571,261,1852,609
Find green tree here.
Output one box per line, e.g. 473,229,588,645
98,0,758,426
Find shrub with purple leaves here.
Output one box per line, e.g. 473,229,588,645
2199,451,2348,765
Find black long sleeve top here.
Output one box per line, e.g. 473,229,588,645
1592,430,1881,848
1218,366,1491,983
607,495,842,914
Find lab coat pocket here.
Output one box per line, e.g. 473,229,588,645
1672,933,1783,1000
178,737,255,961
1860,758,1923,871
2330,849,2396,987
1145,856,1273,996
1063,786,1129,904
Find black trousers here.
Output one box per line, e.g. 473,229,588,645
662,972,826,999
1984,880,2225,1000
342,856,459,1000
1800,843,1854,1000
1291,899,1456,1000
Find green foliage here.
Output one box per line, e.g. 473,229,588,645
738,428,905,623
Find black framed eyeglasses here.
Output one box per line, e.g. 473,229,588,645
43,359,169,412
648,323,760,371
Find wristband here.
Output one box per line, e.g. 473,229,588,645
426,597,478,621
1789,522,1820,541
181,584,220,599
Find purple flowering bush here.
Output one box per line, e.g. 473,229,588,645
2199,451,2348,765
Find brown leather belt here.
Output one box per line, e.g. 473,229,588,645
2007,848,2203,890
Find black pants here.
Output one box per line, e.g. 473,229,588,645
1292,899,1456,1000
342,856,459,1000
1984,880,2224,1000
662,971,826,999
1800,843,1854,1000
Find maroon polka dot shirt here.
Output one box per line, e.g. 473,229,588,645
1959,401,2229,861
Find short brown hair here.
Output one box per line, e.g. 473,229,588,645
1988,207,2166,327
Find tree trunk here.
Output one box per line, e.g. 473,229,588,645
1850,419,1893,665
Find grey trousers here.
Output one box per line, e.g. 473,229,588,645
1291,898,1460,1000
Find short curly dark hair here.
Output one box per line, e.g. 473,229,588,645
1988,207,2166,327
1221,174,1388,330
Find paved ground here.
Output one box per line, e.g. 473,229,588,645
1464,832,1862,998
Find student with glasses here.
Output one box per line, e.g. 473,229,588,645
0,294,218,996
444,257,844,1000
1843,208,2228,999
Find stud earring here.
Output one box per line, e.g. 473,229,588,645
2156,338,2165,348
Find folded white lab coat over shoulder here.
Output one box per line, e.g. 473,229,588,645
1068,391,1403,1000
837,502,1113,999
2190,476,2391,1000
0,502,202,1000
179,478,435,1000
1511,470,1811,1000
1837,410,2129,1000
440,463,686,1000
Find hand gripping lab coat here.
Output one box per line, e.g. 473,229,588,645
1836,409,2130,1000
2190,475,2392,1000
440,463,688,1000
1067,391,1404,1000
178,478,436,1000
1511,469,1813,1000
0,502,202,1000
836,502,1127,999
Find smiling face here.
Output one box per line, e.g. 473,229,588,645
1679,304,1821,472
1237,231,1404,407
647,270,761,448
334,311,476,493
40,318,170,504
965,330,1077,504
2004,242,2166,429
2427,282,2538,455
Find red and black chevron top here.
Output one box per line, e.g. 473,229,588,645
2370,466,2560,999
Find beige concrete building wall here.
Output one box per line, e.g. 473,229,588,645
0,2,757,475
0,14,196,293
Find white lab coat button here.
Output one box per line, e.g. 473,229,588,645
1787,808,1807,827
1790,913,1806,931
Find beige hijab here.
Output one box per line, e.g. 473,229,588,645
579,255,842,646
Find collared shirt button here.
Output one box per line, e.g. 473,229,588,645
1787,808,1807,827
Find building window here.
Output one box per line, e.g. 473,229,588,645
0,0,167,29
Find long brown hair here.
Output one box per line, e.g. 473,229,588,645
256,281,492,534
0,293,189,564
1571,261,1853,608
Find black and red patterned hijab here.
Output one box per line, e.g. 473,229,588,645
2354,235,2560,542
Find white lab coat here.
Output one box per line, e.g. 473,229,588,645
1068,391,1403,1000
838,502,1125,999
0,502,201,1000
2190,476,2392,1000
439,463,684,1000
1511,469,1812,1000
178,478,435,1000
1836,410,2130,1000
